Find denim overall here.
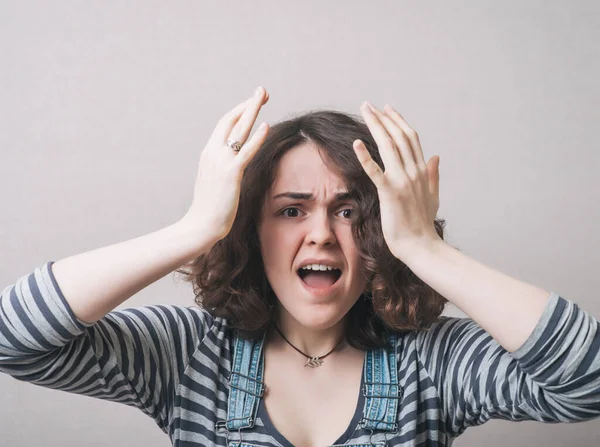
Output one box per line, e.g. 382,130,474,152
216,329,402,446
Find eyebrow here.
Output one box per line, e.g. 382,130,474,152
272,192,352,202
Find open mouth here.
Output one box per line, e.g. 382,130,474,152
297,268,342,288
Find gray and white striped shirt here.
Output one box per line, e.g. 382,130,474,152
1,261,599,446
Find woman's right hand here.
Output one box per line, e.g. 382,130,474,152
180,86,270,244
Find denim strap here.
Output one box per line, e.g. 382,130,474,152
359,332,402,432
222,330,267,431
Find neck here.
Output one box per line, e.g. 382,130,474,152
271,306,347,357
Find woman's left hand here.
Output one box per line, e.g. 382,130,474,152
354,102,442,261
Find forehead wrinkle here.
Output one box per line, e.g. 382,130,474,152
268,144,352,206
271,191,351,203
271,172,348,201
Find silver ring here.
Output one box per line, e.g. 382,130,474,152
226,139,242,153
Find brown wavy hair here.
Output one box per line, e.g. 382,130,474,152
175,109,452,350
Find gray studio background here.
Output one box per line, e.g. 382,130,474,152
1,1,599,446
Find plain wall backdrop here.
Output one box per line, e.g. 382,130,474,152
1,0,599,445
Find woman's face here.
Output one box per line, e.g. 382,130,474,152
258,142,368,330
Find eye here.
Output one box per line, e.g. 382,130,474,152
280,207,303,218
278,207,354,219
338,208,353,219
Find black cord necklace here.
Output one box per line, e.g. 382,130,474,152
274,325,345,368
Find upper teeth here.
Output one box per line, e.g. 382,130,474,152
300,264,338,271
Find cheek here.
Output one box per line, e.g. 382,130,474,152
259,225,297,269
339,233,361,261
340,236,366,284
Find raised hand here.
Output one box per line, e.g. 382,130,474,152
180,87,270,243
353,102,441,260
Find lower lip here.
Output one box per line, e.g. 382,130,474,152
297,273,342,297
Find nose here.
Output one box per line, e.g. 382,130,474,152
306,211,337,247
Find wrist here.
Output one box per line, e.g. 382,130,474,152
393,236,446,267
173,217,219,256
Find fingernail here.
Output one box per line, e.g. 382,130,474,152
255,86,263,97
366,102,376,113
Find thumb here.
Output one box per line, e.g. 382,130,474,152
427,156,440,199
353,139,385,188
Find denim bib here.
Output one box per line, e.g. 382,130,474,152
216,329,402,446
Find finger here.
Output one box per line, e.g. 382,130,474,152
353,139,385,189
383,105,426,169
360,102,404,178
210,98,252,143
228,87,269,144
210,89,269,144
367,103,418,178
234,122,270,168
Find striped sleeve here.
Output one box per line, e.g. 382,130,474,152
415,292,600,437
0,261,216,432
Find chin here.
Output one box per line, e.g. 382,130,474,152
292,306,347,330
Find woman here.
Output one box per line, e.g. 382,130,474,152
1,86,599,446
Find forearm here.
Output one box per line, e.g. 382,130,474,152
403,240,551,353
51,220,215,324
